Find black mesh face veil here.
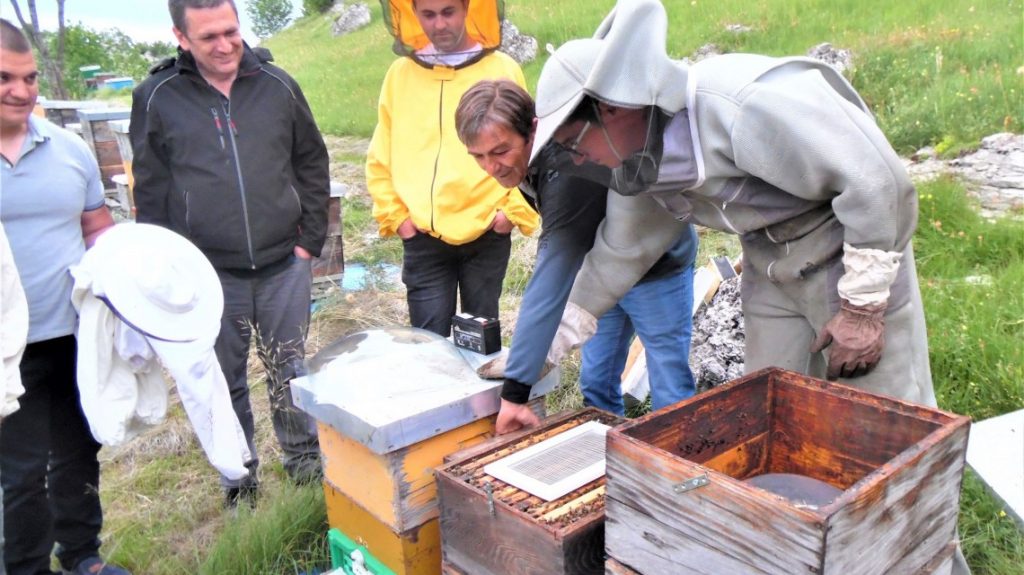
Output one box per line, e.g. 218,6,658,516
530,107,670,198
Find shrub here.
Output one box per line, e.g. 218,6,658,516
302,0,335,16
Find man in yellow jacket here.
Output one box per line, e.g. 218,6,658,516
366,0,538,336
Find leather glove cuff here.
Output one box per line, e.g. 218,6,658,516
500,378,532,404
811,299,888,379
840,300,887,322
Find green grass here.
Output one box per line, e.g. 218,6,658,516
198,483,329,575
266,0,1021,152
339,193,404,266
960,471,1024,574
97,382,333,574
912,177,1024,573
914,177,1024,421
264,9,396,137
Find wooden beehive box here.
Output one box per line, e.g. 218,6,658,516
292,328,561,575
323,475,441,575
76,108,130,189
311,183,345,283
436,408,626,575
39,99,107,128
604,367,970,575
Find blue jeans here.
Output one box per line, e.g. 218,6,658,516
579,267,696,416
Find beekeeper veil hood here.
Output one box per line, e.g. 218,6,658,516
530,0,688,165
381,0,505,69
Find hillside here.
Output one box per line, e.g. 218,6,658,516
265,0,1021,153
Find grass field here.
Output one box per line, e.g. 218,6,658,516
265,0,1022,152
92,1,1024,572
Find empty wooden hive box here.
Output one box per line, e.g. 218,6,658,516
436,408,626,575
292,327,558,575
603,367,970,575
76,108,130,189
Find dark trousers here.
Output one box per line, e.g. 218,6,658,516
214,255,320,488
1,336,102,575
401,230,512,337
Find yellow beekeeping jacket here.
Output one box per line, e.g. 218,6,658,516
366,51,537,244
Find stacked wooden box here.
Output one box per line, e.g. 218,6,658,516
311,182,345,283
603,367,970,575
291,328,559,575
319,416,494,574
76,108,130,189
436,408,625,575
38,99,106,128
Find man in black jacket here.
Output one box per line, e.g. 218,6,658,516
130,0,329,506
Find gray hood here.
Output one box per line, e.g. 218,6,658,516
531,0,688,163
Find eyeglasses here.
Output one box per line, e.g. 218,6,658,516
553,120,592,160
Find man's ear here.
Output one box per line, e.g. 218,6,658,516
172,26,188,50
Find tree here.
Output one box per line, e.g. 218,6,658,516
7,0,68,99
57,24,163,98
246,0,292,39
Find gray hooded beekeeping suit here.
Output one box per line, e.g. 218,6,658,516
532,1,969,572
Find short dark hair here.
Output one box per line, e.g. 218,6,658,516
168,0,237,34
456,79,535,146
565,95,601,125
0,18,32,53
412,0,470,9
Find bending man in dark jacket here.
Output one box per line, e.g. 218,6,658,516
456,80,698,433
130,0,330,506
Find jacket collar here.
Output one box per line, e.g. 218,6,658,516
174,41,268,79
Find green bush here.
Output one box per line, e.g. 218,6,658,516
302,0,335,16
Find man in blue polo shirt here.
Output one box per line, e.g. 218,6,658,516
0,19,126,575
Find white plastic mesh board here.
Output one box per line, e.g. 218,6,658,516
483,420,610,501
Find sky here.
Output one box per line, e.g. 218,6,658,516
0,1,303,45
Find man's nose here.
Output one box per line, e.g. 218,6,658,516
214,35,233,52
483,157,500,176
8,80,30,100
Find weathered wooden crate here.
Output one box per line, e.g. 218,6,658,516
39,99,107,128
311,183,345,283
76,108,130,189
604,367,970,575
436,408,626,575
